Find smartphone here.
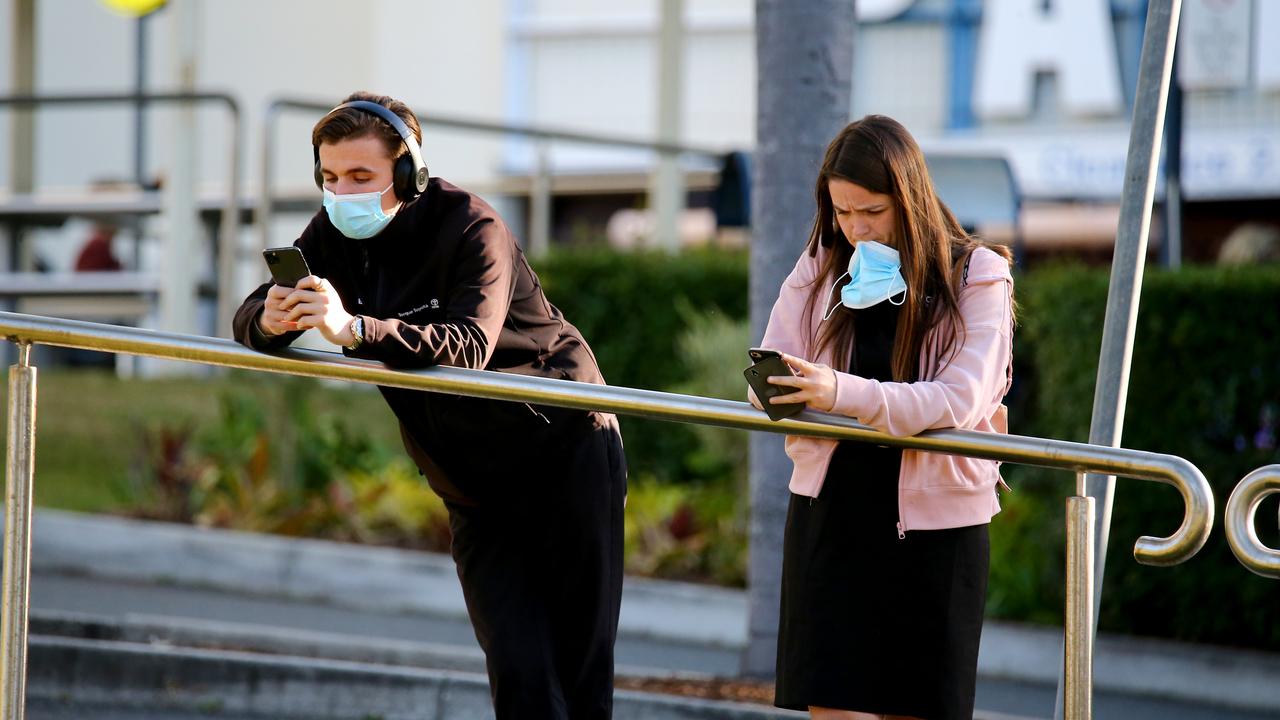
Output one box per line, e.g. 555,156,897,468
262,246,311,288
744,347,806,421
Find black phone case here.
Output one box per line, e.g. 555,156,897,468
263,247,311,288
744,356,805,421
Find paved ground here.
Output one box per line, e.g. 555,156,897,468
32,572,737,676
31,572,1278,720
973,678,1280,720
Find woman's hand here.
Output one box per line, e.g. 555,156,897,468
767,353,838,412
281,276,355,347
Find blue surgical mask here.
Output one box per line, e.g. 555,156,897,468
822,240,908,321
322,183,399,239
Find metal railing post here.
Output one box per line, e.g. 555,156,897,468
216,101,243,340
1225,465,1280,578
1,342,36,720
0,92,243,341
1065,493,1096,720
651,0,685,252
1062,1,1183,715
529,142,552,257
259,101,284,255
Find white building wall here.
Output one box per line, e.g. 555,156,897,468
851,21,948,134
508,0,754,174
1,0,1276,205
0,0,509,196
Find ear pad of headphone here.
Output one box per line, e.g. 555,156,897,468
392,154,415,202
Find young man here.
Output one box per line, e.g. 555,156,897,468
232,91,627,720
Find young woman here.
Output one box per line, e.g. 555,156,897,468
753,115,1015,720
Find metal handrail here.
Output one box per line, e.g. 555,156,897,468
0,92,243,341
1225,465,1280,578
258,97,727,256
2,311,1217,720
1,310,1213,562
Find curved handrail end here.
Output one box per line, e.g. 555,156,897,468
1225,465,1280,579
1132,456,1215,567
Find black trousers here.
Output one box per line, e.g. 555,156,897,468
446,417,627,720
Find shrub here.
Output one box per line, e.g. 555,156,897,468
620,306,753,587
128,376,453,552
535,247,749,483
997,263,1280,649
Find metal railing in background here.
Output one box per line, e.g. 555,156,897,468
258,98,725,258
1226,465,1280,579
1,310,1217,720
0,92,243,340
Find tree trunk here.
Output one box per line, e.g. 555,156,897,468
743,0,855,678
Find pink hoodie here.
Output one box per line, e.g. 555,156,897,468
760,244,1015,536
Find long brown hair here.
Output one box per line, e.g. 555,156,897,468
801,115,1013,381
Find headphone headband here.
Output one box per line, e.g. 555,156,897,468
314,99,429,201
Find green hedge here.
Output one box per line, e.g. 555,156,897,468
997,263,1280,650
538,250,1280,649
535,247,749,482
32,248,1271,646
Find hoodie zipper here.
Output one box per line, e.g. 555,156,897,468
896,463,906,539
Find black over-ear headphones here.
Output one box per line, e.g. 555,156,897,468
313,100,429,202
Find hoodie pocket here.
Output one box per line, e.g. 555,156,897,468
784,435,823,463
991,403,1008,434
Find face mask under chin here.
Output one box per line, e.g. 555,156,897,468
822,240,909,321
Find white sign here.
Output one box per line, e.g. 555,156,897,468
1180,0,1253,90
934,131,1280,200
974,0,1124,119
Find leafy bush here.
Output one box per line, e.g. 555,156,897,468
127,376,452,552
44,248,1280,647
127,322,755,584
621,306,753,587
535,247,749,483
668,303,751,484
624,476,747,587
995,263,1280,649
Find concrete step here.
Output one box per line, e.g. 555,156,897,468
26,611,1279,720
28,608,706,679
27,509,1280,716
27,635,801,720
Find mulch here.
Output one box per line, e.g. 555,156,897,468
615,674,777,706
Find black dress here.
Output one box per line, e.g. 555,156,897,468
774,299,990,720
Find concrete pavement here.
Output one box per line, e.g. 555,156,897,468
27,509,1280,717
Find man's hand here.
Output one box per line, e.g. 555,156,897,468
258,283,301,337
281,275,356,347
